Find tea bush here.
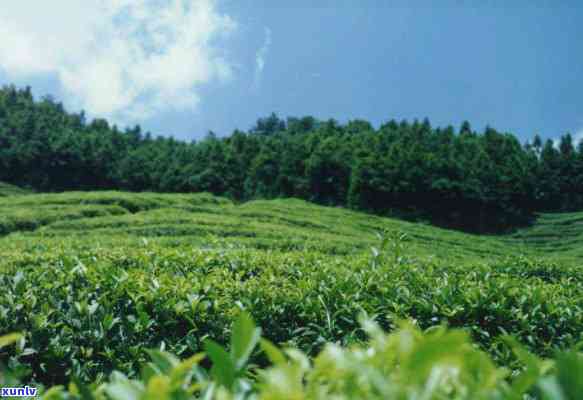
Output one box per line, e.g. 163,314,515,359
1,314,582,399
1,191,582,398
1,244,581,387
0,182,31,197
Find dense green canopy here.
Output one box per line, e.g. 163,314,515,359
1,85,580,232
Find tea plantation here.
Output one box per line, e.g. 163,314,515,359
0,190,582,399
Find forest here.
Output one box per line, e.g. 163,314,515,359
1,84,580,232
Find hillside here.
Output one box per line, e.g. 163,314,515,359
0,181,30,197
4,85,583,234
0,190,548,263
1,190,582,394
1,190,581,264
1,3,581,395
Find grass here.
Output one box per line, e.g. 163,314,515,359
0,190,582,396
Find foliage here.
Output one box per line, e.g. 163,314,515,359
2,315,582,399
371,229,410,266
1,195,582,387
2,85,582,232
0,181,30,197
0,192,582,397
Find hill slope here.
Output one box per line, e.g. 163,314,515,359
0,190,579,264
0,190,582,387
0,181,30,196
3,84,583,234
507,212,583,260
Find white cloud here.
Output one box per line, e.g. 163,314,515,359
0,0,236,124
552,128,583,149
252,27,272,90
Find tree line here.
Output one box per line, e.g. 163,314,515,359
1,85,580,232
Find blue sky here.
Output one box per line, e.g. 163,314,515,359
0,1,581,142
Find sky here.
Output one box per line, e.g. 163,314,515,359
0,0,581,142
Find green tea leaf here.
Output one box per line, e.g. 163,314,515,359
260,339,286,366
0,332,23,349
555,351,583,400
231,311,261,370
105,380,143,400
145,350,180,375
205,339,236,390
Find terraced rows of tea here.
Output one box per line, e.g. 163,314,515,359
1,190,582,398
0,190,545,261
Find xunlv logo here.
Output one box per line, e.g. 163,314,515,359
0,386,37,397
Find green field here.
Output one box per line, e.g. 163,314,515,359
1,190,582,398
1,190,574,262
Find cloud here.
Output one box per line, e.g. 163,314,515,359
252,27,272,90
552,128,583,149
0,0,236,124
